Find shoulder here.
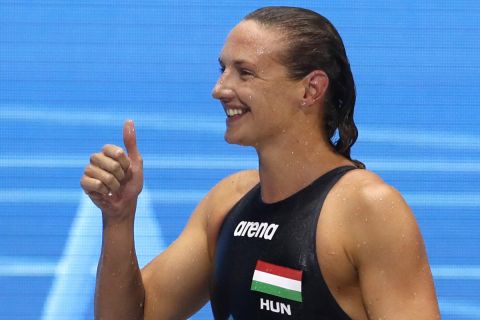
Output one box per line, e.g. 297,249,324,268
198,170,259,258
325,170,439,318
192,169,259,226
329,168,421,262
181,169,259,234
333,168,405,212
205,169,259,207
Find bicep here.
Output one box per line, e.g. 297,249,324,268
138,170,258,320
140,199,212,320
353,187,440,319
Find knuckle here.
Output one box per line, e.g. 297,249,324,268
112,180,121,190
90,153,100,163
112,161,121,172
115,148,125,158
93,179,103,190
105,174,115,185
84,164,96,176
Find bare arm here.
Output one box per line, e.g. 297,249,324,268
96,206,145,319
81,120,145,319
81,121,257,319
140,195,212,319
140,170,259,319
347,181,440,319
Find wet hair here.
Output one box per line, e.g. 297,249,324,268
244,6,365,168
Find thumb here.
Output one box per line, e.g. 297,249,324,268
123,120,141,162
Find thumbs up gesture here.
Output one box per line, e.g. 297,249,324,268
81,120,144,219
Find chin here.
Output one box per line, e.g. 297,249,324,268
224,132,253,147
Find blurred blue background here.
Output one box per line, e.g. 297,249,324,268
1,1,479,319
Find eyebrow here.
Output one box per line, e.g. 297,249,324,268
218,57,257,69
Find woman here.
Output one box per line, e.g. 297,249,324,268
82,6,440,319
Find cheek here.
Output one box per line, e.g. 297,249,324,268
264,87,298,113
235,85,255,104
239,83,298,117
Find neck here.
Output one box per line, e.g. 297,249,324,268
255,129,353,203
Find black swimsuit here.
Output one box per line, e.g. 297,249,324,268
211,166,357,319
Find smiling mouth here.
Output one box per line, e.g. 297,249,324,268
225,108,250,117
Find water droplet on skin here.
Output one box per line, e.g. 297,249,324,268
364,217,368,223
328,251,336,256
362,241,367,246
342,197,347,201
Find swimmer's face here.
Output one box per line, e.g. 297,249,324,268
212,20,305,147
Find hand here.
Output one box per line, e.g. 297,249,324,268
80,120,144,220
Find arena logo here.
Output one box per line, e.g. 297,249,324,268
233,221,279,240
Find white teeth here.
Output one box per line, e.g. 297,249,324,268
226,108,247,116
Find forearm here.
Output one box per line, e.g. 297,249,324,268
95,214,145,320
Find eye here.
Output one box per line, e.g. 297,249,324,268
219,65,225,74
239,69,255,78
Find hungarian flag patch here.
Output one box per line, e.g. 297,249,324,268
250,260,303,302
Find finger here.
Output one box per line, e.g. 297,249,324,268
102,145,130,171
84,165,121,193
80,175,110,195
90,152,126,182
85,190,104,201
123,120,142,164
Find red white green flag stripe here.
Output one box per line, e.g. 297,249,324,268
250,260,303,302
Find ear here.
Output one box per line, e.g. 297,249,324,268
300,70,329,107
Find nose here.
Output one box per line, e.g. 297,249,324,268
211,72,235,101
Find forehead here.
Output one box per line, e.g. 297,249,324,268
220,20,286,66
